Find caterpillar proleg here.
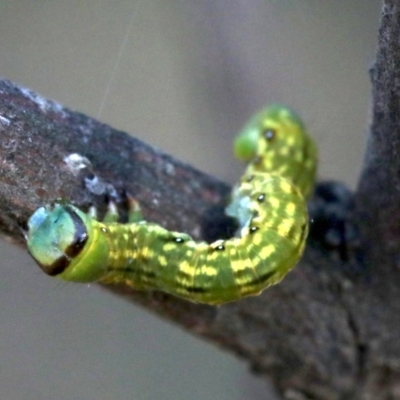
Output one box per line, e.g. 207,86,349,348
27,105,317,305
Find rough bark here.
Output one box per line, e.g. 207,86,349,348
0,2,399,399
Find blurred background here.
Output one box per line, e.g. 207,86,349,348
0,1,381,399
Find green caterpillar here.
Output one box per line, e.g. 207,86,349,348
26,105,317,305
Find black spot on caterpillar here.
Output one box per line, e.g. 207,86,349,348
26,105,317,305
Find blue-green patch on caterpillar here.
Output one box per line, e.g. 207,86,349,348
26,105,317,305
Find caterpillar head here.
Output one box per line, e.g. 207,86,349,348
234,105,317,198
27,203,109,282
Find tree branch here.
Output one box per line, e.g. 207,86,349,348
1,2,400,398
357,0,400,259
0,78,361,399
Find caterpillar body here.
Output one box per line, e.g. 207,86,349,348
27,105,317,305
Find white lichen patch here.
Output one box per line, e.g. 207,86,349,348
63,153,92,176
165,162,175,176
63,153,119,199
84,174,118,199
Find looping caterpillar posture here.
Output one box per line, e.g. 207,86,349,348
27,105,317,305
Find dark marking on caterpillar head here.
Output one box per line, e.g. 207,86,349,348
37,206,90,276
174,237,185,243
43,255,71,276
216,244,225,251
64,206,89,257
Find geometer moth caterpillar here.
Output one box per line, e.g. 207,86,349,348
26,105,317,305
